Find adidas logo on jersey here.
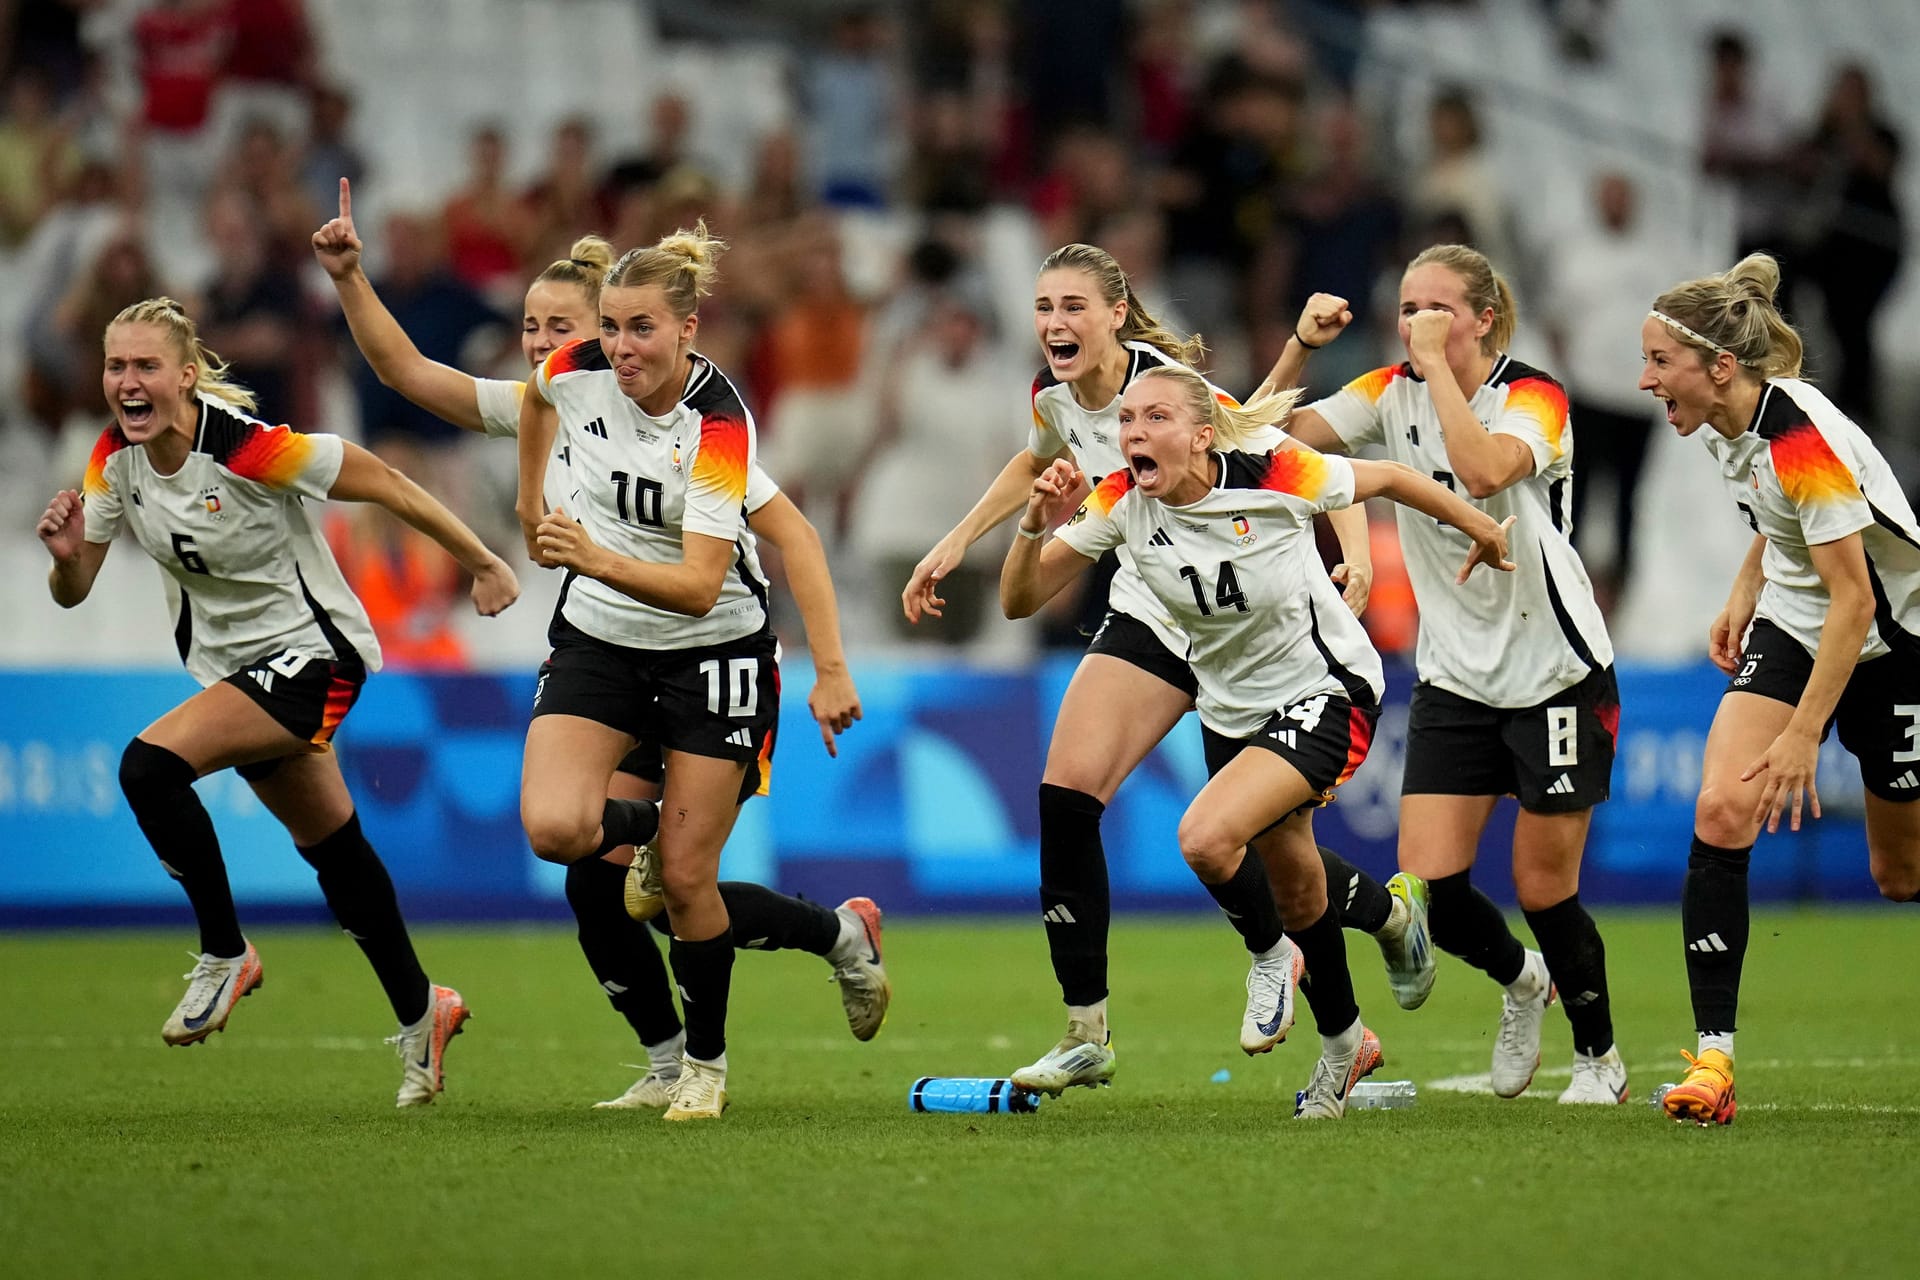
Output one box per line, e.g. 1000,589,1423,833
724,727,754,748
1148,527,1174,547
1546,773,1576,796
1043,905,1078,925
1068,429,1083,448
1891,771,1919,791
580,417,609,439
1687,932,1730,953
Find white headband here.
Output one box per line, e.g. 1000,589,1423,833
1649,309,1755,367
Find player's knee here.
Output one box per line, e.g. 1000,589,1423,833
1868,850,1920,902
1176,813,1239,882
118,737,196,806
522,806,598,864
1511,861,1578,913
1694,783,1758,848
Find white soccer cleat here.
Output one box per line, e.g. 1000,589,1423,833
623,842,665,922
595,1063,681,1110
1294,1024,1385,1120
1378,872,1437,1010
389,985,471,1108
1558,1045,1630,1104
1010,1020,1116,1095
161,941,264,1046
1240,937,1305,1055
1491,951,1556,1098
830,897,891,1041
663,1055,728,1121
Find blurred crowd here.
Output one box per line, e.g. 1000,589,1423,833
0,0,1909,668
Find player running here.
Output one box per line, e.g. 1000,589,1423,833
904,243,1422,1093
1640,254,1920,1126
311,182,886,1112
1286,244,1631,1104
37,297,519,1106
1001,363,1513,1116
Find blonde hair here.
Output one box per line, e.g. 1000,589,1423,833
1132,363,1303,451
533,234,616,304
1039,242,1206,367
1407,243,1517,355
604,220,727,320
106,297,257,413
1650,253,1804,379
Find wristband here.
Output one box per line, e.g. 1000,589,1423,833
1016,524,1044,541
1294,330,1324,350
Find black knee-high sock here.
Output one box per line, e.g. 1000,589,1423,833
594,798,660,857
719,882,841,955
296,813,430,1025
1525,893,1613,1055
1200,848,1285,953
1318,846,1393,934
1287,904,1359,1036
1682,837,1751,1035
1427,869,1527,985
1037,784,1110,1006
669,929,735,1062
119,739,243,958
564,858,681,1046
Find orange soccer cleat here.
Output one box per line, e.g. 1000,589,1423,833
1663,1048,1736,1126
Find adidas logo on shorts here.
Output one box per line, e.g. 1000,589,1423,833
1891,770,1919,791
724,727,753,748
1546,773,1576,796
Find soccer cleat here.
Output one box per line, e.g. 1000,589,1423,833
1559,1045,1630,1104
663,1055,728,1121
1010,1021,1116,1095
830,897,892,1041
622,841,665,922
1379,872,1437,1010
1491,950,1556,1098
1663,1049,1736,1126
161,941,264,1046
1240,937,1305,1055
593,1064,682,1110
1294,1025,1385,1119
389,985,471,1108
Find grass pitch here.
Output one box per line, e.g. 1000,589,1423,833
3,910,1916,1278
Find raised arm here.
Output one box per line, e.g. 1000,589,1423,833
38,489,110,607
904,445,1061,623
330,441,520,615
314,177,488,433
1405,311,1533,498
745,492,862,754
1001,459,1098,619
1250,291,1355,403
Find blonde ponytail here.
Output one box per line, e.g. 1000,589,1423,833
1651,253,1804,379
107,297,258,414
535,233,616,303
604,220,728,319
1133,364,1302,451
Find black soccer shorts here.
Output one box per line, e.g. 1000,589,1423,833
1401,665,1619,813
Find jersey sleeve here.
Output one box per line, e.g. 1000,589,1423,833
1054,470,1132,559
1255,444,1357,520
80,427,128,543
474,377,527,438
1491,374,1569,475
534,338,597,403
745,461,779,513
1768,420,1873,545
683,407,753,540
1025,372,1070,459
1306,366,1397,451
223,425,345,499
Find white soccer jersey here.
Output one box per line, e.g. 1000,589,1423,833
1028,340,1281,658
534,342,767,650
1702,377,1920,661
1308,356,1613,708
481,373,781,514
81,395,381,685
1056,445,1385,738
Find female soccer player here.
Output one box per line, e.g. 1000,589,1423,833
1002,363,1512,1116
1639,255,1920,1126
37,297,520,1107
508,223,776,1121
312,182,886,1111
902,243,1419,1094
1286,244,1631,1104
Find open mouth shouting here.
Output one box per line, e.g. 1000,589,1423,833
119,398,156,431
1127,450,1161,489
1046,340,1081,371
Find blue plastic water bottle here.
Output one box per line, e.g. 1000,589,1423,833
908,1077,1043,1114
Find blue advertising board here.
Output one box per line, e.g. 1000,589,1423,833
0,658,1876,926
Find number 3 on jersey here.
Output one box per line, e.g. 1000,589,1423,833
700,657,760,718
1178,561,1250,616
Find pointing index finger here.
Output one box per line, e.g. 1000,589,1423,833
339,176,352,220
